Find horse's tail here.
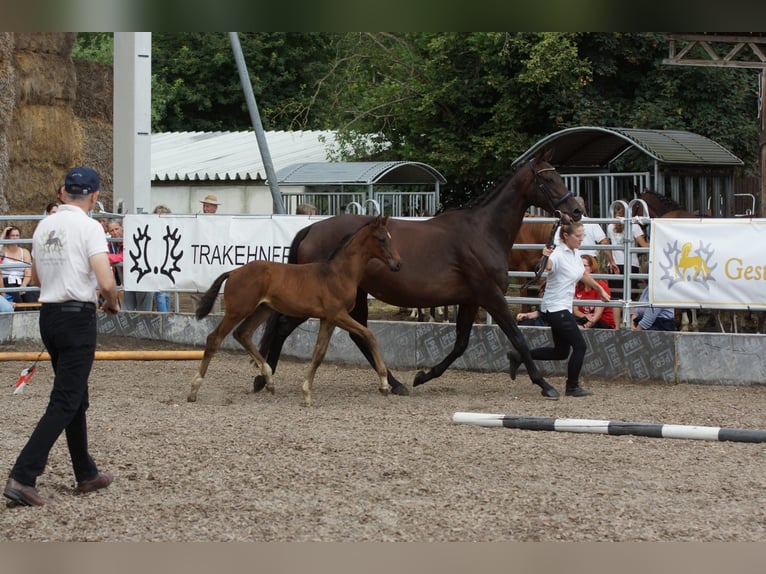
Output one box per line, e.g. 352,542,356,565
195,272,230,320
287,224,312,263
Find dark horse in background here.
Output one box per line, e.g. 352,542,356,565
256,150,583,399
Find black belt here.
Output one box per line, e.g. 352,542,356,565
42,301,96,312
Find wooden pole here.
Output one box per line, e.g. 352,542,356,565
0,350,204,362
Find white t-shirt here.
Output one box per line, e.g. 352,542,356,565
606,222,645,268
540,243,584,313
32,204,108,304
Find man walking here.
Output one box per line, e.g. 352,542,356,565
3,166,121,507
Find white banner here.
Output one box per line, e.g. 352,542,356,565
121,214,321,292
650,219,766,309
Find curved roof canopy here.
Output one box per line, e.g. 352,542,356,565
151,130,340,182
276,161,447,186
513,127,743,170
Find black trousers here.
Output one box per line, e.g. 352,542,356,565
10,302,100,486
531,309,587,385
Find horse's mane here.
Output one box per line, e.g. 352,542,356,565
327,220,371,261
459,168,517,210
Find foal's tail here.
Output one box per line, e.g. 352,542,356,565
195,271,230,320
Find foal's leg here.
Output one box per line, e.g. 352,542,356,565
345,289,409,396
302,320,335,407
233,306,275,394
335,312,391,396
254,312,309,393
189,312,246,402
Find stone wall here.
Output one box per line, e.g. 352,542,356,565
1,311,763,386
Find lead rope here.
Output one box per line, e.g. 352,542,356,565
520,215,561,292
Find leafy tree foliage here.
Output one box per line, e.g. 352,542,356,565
150,32,340,132
319,32,759,207
74,32,760,208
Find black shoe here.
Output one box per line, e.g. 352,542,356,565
507,348,523,381
565,386,593,397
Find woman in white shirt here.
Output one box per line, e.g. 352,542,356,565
508,221,609,398
606,202,648,327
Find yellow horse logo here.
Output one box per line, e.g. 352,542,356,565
675,242,711,281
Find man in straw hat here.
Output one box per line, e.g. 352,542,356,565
192,193,223,313
199,194,221,214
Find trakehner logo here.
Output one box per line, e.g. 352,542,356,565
128,224,184,284
659,240,716,291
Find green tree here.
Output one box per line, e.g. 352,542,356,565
150,32,340,132
320,32,759,208
72,32,113,63
323,32,593,207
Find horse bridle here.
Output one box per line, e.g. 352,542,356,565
530,160,574,212
520,161,572,291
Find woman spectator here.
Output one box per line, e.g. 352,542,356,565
573,254,615,329
1,226,37,303
607,202,648,327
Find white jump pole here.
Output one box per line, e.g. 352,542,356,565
452,412,766,443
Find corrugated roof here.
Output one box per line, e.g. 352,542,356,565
151,130,338,181
276,161,447,185
513,127,743,169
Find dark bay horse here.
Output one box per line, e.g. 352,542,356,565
257,150,583,399
189,216,401,405
636,190,697,220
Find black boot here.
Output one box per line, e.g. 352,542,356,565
565,381,592,397
507,348,523,381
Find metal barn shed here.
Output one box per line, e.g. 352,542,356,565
513,127,746,218
276,161,447,216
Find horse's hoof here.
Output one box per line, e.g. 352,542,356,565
378,386,392,396
253,375,267,393
507,348,522,381
390,383,410,396
539,384,560,400
412,370,427,386
187,395,197,403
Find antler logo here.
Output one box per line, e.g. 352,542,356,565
128,224,184,284
659,240,716,291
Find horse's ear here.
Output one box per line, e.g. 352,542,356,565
532,147,554,167
382,215,390,226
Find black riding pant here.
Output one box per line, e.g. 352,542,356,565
10,302,99,486
532,309,587,385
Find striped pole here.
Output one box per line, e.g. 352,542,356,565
452,412,766,443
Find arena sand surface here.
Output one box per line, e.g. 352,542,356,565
1,335,766,542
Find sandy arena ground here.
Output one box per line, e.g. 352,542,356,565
1,334,765,542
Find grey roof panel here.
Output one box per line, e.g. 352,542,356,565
513,127,743,169
276,161,447,185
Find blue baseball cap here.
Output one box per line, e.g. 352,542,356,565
64,166,100,194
